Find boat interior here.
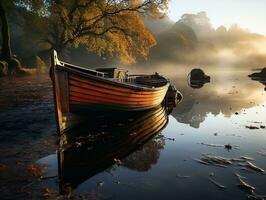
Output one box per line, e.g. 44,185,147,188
57,60,169,88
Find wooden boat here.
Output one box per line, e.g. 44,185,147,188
50,50,180,132
58,105,170,193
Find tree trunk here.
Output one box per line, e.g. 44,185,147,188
0,2,12,61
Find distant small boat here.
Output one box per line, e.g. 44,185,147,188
50,50,181,132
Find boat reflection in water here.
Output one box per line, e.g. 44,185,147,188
58,105,172,194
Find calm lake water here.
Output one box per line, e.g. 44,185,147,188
0,68,266,199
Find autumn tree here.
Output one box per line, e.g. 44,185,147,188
20,0,168,64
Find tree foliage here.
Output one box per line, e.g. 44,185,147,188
16,0,169,64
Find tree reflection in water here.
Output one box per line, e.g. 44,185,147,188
170,71,266,128
122,135,165,172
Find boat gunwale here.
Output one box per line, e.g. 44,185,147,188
55,61,170,92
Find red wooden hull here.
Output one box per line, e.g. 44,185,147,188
69,74,169,111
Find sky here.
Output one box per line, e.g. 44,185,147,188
168,0,266,35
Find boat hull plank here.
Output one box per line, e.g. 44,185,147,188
68,74,169,112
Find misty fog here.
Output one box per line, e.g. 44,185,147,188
142,12,266,71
